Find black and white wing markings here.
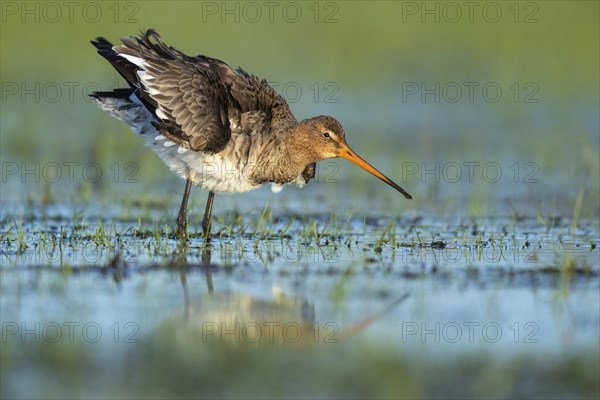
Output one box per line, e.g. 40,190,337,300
106,29,297,153
113,33,230,153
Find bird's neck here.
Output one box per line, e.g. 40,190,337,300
251,127,318,184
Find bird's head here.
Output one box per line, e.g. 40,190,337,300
297,115,412,199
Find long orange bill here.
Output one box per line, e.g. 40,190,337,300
338,145,412,200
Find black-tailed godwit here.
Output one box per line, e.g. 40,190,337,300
91,29,412,240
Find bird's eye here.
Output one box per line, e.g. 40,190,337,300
323,132,331,138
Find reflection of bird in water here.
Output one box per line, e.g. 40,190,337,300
179,282,315,325
91,29,412,240
169,272,407,345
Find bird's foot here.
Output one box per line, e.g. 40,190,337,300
202,222,211,242
175,218,188,242
175,228,188,242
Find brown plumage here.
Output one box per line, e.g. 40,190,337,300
91,29,412,240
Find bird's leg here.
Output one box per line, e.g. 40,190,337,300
205,271,214,294
201,243,212,266
202,191,215,240
175,176,193,240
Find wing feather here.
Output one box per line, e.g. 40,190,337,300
101,29,296,153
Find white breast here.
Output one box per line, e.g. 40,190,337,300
149,140,260,194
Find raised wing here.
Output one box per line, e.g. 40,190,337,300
95,29,296,153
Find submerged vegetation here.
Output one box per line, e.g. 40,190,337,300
1,206,599,398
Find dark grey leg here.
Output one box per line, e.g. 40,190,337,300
176,177,193,240
202,191,215,240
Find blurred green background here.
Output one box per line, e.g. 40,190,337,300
1,0,598,217
1,2,599,399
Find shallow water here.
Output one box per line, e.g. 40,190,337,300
1,200,598,397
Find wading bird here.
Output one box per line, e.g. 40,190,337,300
91,29,412,240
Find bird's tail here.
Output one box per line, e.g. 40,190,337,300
90,88,156,137
114,28,186,63
90,30,169,120
91,36,139,89
89,88,135,122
